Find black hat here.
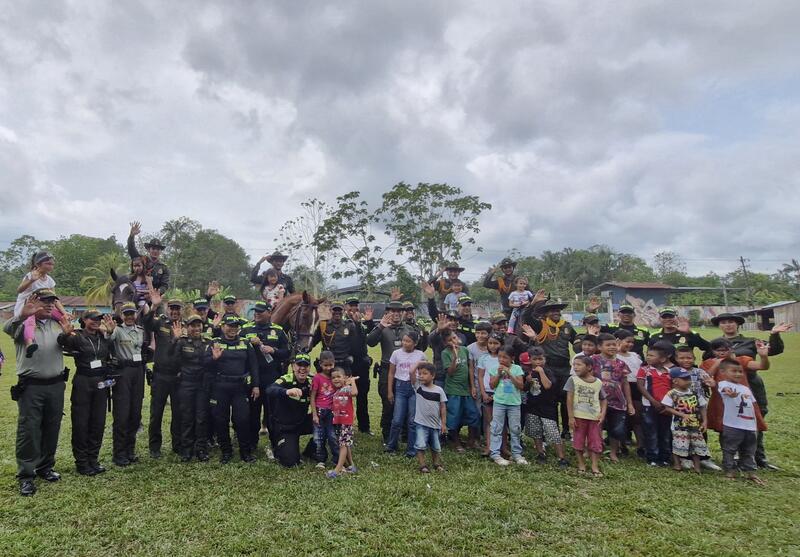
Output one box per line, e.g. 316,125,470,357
583,313,599,324
120,302,137,314
499,257,517,268
618,303,635,313
193,298,209,309
445,310,459,320
144,238,166,250
221,314,241,326
266,251,288,263
223,295,237,304
710,312,745,326
253,301,272,313
386,301,404,311
659,306,678,317
345,296,359,306
83,309,103,320
541,299,568,311
458,296,473,306
444,262,465,272
293,353,311,365
330,301,345,310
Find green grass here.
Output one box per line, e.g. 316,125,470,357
1,332,799,556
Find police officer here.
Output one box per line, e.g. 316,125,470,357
105,302,145,466
170,314,212,462
241,301,289,456
402,300,428,352
482,257,518,317
599,304,650,358
209,315,260,463
573,313,602,353
648,307,710,354
58,310,114,476
456,296,477,345
366,301,417,443
143,291,182,459
266,353,314,467
3,289,69,496
127,221,170,293
311,301,360,374
191,298,216,339
251,251,295,294
345,296,374,434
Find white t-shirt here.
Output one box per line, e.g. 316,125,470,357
616,352,643,383
717,381,758,431
14,272,56,317
477,353,499,394
508,290,533,307
389,349,427,382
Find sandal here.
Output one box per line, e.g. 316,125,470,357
748,476,766,486
592,471,604,478
434,464,445,472
419,466,430,474
577,469,586,475
455,446,465,454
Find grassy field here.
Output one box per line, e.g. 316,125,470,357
0,331,799,556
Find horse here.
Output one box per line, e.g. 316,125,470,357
271,291,325,355
110,268,137,310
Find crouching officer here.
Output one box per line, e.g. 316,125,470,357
208,315,259,463
241,301,289,457
106,302,145,466
58,310,113,476
170,315,212,462
266,353,313,467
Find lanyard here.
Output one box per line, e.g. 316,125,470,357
85,333,100,360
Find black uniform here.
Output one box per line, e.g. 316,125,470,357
265,372,312,467
250,264,295,294
348,317,373,433
127,235,170,293
240,321,290,449
170,336,212,459
58,330,113,473
648,329,710,355
601,323,650,358
143,312,182,456
482,270,517,316
405,318,429,352
311,319,360,374
208,336,259,460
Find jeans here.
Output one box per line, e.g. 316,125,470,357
313,408,339,463
490,403,522,459
414,425,442,453
642,406,672,463
387,380,417,456
604,408,628,442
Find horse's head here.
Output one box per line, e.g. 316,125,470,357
110,268,136,310
272,291,322,353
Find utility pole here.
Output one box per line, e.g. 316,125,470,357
739,256,754,309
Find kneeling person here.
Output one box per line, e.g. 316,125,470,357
266,353,313,467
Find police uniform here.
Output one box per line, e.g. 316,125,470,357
456,297,477,345
346,296,374,433
482,258,518,317
208,316,260,462
601,322,650,358
311,303,360,373
250,251,296,294
127,235,170,293
403,301,429,352
107,303,146,465
265,356,313,467
58,311,113,475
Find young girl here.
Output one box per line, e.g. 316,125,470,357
488,347,527,466
565,355,607,476
386,331,427,456
260,268,286,308
507,277,533,334
130,257,151,308
15,251,66,357
477,334,504,457
327,368,359,478
311,351,338,468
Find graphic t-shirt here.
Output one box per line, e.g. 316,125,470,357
591,354,630,412
564,375,606,420
636,365,672,407
389,349,426,382
311,373,335,409
478,353,499,394
661,388,706,430
488,363,524,406
717,381,757,431
332,386,354,425
442,346,471,396
525,367,558,420
616,352,642,383
413,381,448,429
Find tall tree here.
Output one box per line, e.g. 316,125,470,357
80,252,130,305
48,235,126,295
313,191,392,298
653,251,687,285
159,217,202,288
274,199,330,296
171,229,251,296
376,182,491,280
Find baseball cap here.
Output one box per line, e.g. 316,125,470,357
659,307,678,317
33,288,59,300
221,315,241,326
83,309,103,320
253,301,272,313
618,304,635,313
120,302,137,314
193,298,209,309
223,295,237,304
669,367,691,380
167,299,184,308
186,314,203,325
293,353,311,365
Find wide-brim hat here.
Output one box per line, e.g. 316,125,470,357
541,300,568,312
499,257,517,268
444,263,465,272
266,251,288,263
710,312,745,326
144,238,166,250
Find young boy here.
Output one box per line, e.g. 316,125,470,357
310,351,338,468
636,342,674,466
591,333,634,463
615,329,643,457
467,322,492,406
674,344,720,471
523,347,568,467
443,280,466,312
442,333,480,451
565,355,607,476
570,335,598,375
412,362,447,473
660,367,709,473
716,359,765,485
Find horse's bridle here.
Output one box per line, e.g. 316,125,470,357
287,300,319,354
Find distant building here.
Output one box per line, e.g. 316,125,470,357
588,282,674,326
733,300,799,332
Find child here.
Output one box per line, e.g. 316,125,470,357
442,333,480,451
636,342,673,466
570,335,598,375
327,368,358,478
565,355,607,476
260,268,286,308
507,277,533,334
386,331,427,456
661,367,709,473
467,322,492,405
15,252,66,357
477,334,503,457
443,280,466,312
412,362,447,473
523,347,568,467
488,348,528,466
716,359,764,485
614,329,644,457
591,333,634,463
311,351,338,468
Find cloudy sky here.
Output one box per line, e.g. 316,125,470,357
2,0,799,282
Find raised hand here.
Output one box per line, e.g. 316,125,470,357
149,288,162,308
102,314,116,333
756,340,770,357
531,289,547,305
390,287,402,301
436,313,449,332
771,322,793,334
212,313,223,328
211,343,224,360
30,267,42,281
586,296,602,313
587,323,601,336
676,316,691,333
420,281,435,299
171,321,182,339
206,280,220,298
58,315,74,335
20,294,42,319
379,312,392,327
521,323,537,340
129,221,142,237
363,305,374,321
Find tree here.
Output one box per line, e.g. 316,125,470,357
80,252,130,305
386,266,420,302
779,259,800,291
274,199,330,296
170,229,251,297
290,264,330,296
313,191,393,298
376,182,491,280
48,235,126,295
653,251,687,285
159,217,202,289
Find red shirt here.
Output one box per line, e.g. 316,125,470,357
332,386,354,425
636,364,672,406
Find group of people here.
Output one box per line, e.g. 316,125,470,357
2,239,792,496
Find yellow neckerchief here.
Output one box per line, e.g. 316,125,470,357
497,275,514,295
320,320,335,348
536,317,566,343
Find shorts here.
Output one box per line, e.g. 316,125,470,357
446,394,480,430
524,414,562,446
629,381,642,402
672,428,710,458
604,408,628,442
335,424,354,447
414,424,442,453
573,418,603,454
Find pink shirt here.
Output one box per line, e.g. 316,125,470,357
312,373,335,409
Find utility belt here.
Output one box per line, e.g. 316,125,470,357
117,359,145,368
11,368,69,401
76,367,109,378
215,374,250,384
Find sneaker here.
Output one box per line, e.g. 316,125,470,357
698,459,720,471
536,452,547,464
648,461,659,467
493,457,511,467
315,462,326,469
681,459,694,471
512,456,529,465
658,461,670,468
757,461,781,471
346,465,358,474
557,458,569,468
259,427,269,436
326,470,339,479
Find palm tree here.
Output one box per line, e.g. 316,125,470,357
81,252,129,305
780,259,800,287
